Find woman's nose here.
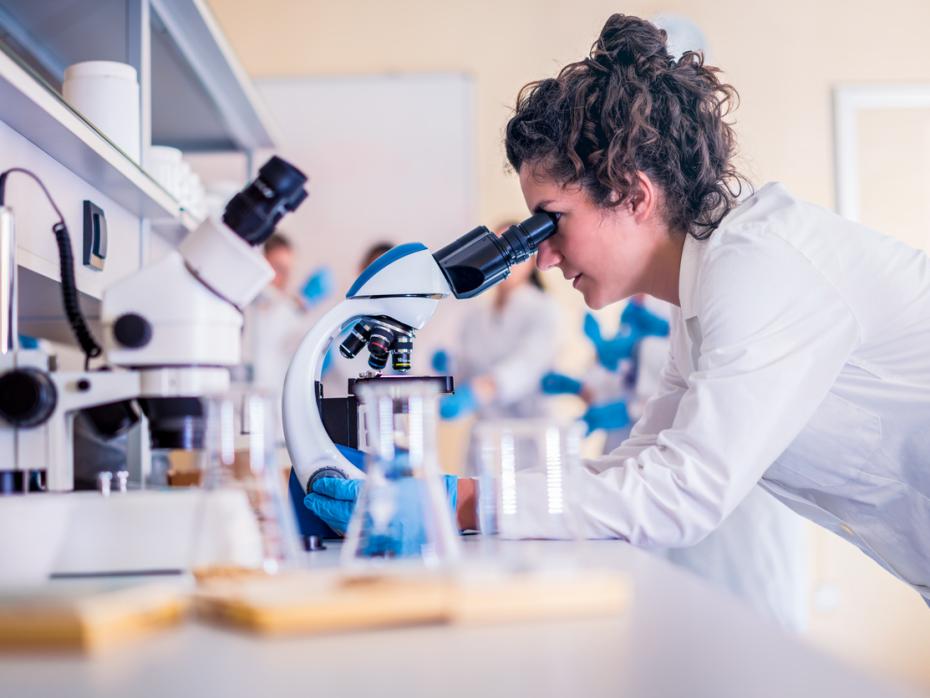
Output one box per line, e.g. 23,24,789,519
536,239,562,271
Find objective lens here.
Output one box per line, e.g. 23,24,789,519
367,326,395,370
392,333,413,372
339,321,372,359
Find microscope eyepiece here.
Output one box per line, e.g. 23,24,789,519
433,211,558,299
500,212,560,264
222,156,309,246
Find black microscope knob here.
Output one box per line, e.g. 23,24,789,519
0,368,58,427
113,313,152,348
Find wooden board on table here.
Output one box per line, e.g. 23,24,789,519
195,567,630,636
0,581,188,652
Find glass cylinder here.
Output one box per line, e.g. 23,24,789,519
474,419,585,541
341,378,460,569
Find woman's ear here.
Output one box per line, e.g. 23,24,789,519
629,171,658,224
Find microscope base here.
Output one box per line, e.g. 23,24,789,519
0,489,264,582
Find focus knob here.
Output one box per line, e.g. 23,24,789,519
113,313,152,349
0,368,58,427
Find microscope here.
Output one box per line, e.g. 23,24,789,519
0,157,307,574
283,212,558,536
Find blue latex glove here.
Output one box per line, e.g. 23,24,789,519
301,266,334,306
440,384,478,420
18,334,39,349
304,474,459,555
583,312,637,371
581,399,630,434
540,371,583,395
593,331,638,372
621,300,670,338
582,312,603,345
431,349,451,374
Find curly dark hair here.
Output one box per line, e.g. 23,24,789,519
505,14,746,239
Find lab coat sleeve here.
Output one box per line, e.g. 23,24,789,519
487,298,561,405
516,227,861,545
584,318,688,473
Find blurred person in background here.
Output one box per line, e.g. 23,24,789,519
243,233,332,437
436,221,562,472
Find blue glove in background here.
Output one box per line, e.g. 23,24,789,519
541,371,583,395
621,300,670,338
583,312,638,371
18,334,39,349
581,399,630,434
440,384,478,420
431,349,451,374
593,332,637,372
583,312,603,345
304,474,459,555
301,266,334,306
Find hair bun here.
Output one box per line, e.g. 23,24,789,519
591,14,672,75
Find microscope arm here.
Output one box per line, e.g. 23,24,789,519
283,294,442,491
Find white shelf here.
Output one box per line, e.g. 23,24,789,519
0,48,184,222
0,0,279,154
150,0,279,151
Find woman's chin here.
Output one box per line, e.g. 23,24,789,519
579,285,606,310
579,282,620,310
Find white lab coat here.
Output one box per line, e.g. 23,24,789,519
630,302,810,629
243,286,321,439
515,182,930,605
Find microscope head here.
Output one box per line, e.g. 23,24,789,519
337,243,452,373
332,213,560,375
101,157,308,450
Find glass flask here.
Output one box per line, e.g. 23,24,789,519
474,419,585,541
192,389,301,575
341,378,461,569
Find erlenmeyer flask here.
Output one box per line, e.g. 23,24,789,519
193,389,302,575
341,379,461,569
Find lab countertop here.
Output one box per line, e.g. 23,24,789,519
0,538,922,698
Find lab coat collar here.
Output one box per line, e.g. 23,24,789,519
678,233,706,320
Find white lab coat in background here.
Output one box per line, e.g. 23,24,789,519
453,284,561,470
243,286,321,439
634,303,809,629
511,182,930,606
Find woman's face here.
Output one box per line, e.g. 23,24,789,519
519,164,658,309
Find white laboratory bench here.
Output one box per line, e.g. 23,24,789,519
0,538,921,698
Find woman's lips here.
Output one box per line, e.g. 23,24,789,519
572,274,583,289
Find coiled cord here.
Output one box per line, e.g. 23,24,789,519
0,168,103,367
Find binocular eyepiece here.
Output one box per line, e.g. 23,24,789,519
432,211,558,299
223,156,309,246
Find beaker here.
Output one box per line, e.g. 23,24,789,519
341,378,461,569
192,389,301,575
474,419,585,541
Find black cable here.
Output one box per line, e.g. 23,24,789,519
0,168,103,364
